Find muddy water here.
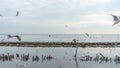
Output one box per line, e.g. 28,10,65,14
0,47,120,68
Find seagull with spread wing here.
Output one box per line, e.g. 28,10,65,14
110,14,120,26
8,35,21,41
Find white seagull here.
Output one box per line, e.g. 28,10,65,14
110,14,120,26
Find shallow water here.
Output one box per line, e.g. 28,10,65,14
0,47,120,68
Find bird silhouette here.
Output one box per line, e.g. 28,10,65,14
16,11,19,16
7,35,21,41
110,14,120,26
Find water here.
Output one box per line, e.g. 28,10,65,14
0,34,120,68
0,47,120,68
0,34,120,42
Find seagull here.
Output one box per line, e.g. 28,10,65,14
110,14,120,26
16,11,19,16
7,35,21,41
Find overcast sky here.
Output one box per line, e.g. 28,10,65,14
0,0,120,34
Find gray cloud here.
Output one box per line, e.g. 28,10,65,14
0,0,119,34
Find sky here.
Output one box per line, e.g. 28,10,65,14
0,0,120,34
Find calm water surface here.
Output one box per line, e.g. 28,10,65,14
0,47,120,68
0,34,120,42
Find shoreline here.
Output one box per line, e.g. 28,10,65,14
0,42,120,47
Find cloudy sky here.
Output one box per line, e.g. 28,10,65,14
0,0,120,34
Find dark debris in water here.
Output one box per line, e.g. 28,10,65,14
0,53,53,62
80,53,120,65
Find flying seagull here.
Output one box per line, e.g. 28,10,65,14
8,35,21,41
110,14,120,26
16,11,19,16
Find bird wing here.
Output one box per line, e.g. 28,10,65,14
85,33,89,37
110,14,118,21
112,21,119,26
16,35,21,41
16,11,19,16
112,23,116,26
7,35,12,39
